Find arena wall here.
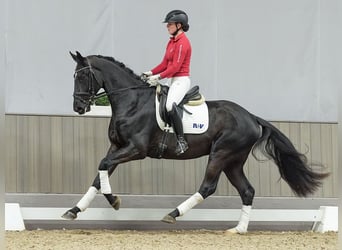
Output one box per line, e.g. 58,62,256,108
5,114,337,198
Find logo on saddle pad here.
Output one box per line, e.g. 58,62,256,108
155,87,209,134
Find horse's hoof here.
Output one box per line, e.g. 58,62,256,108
225,227,246,235
161,215,176,224
61,210,77,220
225,228,239,234
112,196,121,210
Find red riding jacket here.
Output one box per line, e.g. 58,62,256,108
151,32,192,79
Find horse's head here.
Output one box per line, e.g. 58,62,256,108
70,51,103,114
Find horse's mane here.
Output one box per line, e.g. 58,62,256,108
93,55,141,81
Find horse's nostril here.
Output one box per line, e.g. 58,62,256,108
74,106,85,114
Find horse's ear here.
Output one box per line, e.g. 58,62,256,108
70,51,87,65
69,51,78,62
76,51,83,60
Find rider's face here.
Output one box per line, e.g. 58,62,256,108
166,22,179,35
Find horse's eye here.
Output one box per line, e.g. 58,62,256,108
78,74,86,81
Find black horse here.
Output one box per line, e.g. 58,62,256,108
63,51,328,233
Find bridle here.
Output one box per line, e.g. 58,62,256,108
73,65,105,106
73,63,151,106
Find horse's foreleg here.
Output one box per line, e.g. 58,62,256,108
61,164,119,220
62,186,98,220
62,144,141,220
223,165,255,234
97,162,121,210
97,144,141,206
162,159,221,224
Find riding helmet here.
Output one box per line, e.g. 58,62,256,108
163,10,189,32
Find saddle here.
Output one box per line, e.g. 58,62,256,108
156,85,205,125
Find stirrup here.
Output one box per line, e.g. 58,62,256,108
175,138,188,155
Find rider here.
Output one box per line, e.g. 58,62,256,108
143,10,192,155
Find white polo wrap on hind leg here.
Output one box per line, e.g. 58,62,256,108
76,186,98,212
177,192,204,216
99,170,112,194
235,205,252,233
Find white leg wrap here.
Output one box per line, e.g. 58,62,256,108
76,186,98,212
99,170,112,194
177,192,204,216
235,205,252,233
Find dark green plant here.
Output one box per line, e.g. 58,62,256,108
94,95,110,106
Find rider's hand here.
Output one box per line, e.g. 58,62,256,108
140,71,153,81
142,71,152,77
147,74,161,86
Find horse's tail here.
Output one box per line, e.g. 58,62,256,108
252,116,329,197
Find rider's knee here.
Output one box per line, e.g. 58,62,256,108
166,102,178,113
166,101,173,112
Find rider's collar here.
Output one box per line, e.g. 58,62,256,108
170,32,185,42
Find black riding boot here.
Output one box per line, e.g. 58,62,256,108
168,103,188,155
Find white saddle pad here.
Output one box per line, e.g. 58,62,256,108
155,95,209,134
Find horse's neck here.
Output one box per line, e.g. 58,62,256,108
107,86,154,117
93,58,154,115
103,72,138,91
92,57,137,90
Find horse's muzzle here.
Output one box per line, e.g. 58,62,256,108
73,101,90,115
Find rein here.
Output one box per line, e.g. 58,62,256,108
106,85,150,96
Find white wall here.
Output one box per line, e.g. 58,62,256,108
3,0,340,122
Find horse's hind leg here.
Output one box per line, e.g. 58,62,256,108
223,159,255,234
161,157,223,224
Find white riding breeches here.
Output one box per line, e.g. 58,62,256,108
166,76,191,112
